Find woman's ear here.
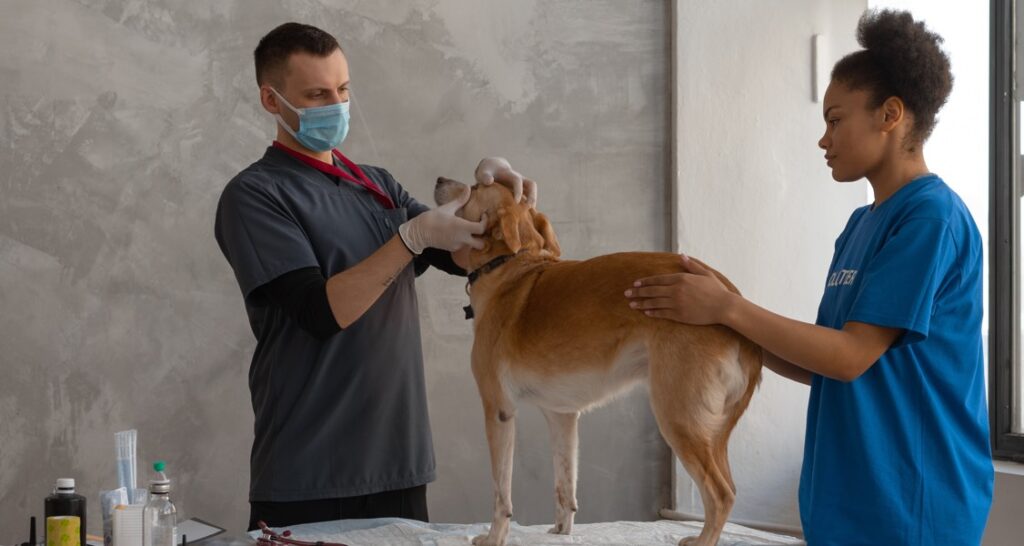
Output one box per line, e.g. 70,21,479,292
880,96,904,132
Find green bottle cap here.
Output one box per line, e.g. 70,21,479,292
153,460,166,472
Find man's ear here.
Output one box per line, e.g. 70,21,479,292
530,209,560,257
496,207,522,253
260,86,280,115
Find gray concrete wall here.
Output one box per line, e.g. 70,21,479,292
0,0,670,536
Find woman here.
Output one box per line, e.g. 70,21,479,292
626,9,993,545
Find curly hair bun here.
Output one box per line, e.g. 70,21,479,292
833,9,953,143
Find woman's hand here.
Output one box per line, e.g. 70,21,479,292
624,254,735,325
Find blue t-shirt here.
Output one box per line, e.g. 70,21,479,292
800,174,993,545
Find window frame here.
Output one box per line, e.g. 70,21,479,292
990,0,1024,461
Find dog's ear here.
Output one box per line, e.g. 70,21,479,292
530,209,561,257
495,207,522,254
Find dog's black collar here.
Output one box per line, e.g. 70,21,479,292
467,252,520,286
463,251,522,320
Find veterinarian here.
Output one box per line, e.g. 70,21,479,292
214,22,536,531
626,9,992,545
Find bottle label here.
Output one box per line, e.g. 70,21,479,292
46,516,81,546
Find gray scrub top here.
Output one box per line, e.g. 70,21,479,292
215,145,435,502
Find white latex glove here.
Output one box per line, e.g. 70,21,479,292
475,157,538,208
398,191,487,255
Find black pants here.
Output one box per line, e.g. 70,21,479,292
247,485,429,531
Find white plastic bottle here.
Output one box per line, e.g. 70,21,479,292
143,461,177,546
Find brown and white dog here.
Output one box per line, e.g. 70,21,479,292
435,177,763,546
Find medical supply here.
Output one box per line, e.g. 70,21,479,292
142,461,176,546
115,430,138,503
270,88,350,151
130,488,148,506
45,478,87,546
255,521,349,546
19,516,37,546
45,516,80,546
177,518,225,543
397,191,485,254
99,488,129,546
113,504,144,546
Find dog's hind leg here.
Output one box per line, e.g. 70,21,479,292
541,408,580,535
708,341,762,499
714,438,736,495
472,354,517,546
647,341,739,546
670,441,734,546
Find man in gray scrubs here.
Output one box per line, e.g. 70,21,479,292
214,22,536,530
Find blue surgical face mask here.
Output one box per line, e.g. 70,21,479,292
271,88,350,152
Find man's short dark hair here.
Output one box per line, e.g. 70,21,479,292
254,22,342,88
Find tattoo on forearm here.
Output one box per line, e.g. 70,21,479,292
383,265,403,287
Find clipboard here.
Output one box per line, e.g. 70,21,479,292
178,517,226,543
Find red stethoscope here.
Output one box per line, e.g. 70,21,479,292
256,520,349,546
272,141,395,210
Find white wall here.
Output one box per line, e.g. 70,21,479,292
673,0,866,531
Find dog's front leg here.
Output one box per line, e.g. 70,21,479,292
542,408,579,535
472,360,517,546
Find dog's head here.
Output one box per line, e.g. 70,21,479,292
434,176,561,271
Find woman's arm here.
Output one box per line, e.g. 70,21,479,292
722,296,901,382
762,351,813,385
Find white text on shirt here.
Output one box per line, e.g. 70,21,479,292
827,269,858,287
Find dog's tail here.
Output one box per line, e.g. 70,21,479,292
755,344,766,388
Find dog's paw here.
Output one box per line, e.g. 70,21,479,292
472,533,504,546
547,522,571,535
677,537,707,546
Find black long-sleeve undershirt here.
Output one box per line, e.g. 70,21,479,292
254,250,466,340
